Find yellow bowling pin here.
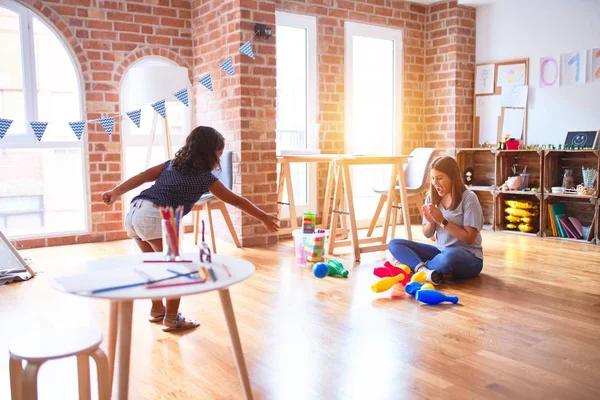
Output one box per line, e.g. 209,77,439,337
421,283,435,290
372,275,405,293
411,270,427,283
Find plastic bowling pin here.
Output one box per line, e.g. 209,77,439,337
327,259,349,278
373,261,410,280
404,281,424,296
372,275,406,293
411,270,427,283
415,289,459,305
421,283,435,290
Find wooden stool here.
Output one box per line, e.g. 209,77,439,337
9,327,111,400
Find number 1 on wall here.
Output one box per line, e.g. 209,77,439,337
568,52,581,82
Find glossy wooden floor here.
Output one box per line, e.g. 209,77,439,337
2,226,600,400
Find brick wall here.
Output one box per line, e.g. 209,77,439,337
423,0,476,154
9,0,476,249
13,0,193,249
192,0,278,246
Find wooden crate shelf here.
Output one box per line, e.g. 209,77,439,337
455,147,598,245
542,195,597,243
543,150,600,194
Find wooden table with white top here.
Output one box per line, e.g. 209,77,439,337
326,155,413,261
50,253,256,400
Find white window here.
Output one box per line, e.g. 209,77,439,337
120,59,192,221
275,11,318,217
0,0,87,239
345,21,403,225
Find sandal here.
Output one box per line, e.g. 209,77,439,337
162,313,200,332
149,308,166,323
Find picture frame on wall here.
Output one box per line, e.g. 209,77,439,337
564,130,599,149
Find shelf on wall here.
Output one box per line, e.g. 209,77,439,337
544,193,597,201
496,190,540,196
467,185,495,192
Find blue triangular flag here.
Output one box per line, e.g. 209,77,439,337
68,121,86,140
173,88,189,107
30,122,48,142
98,116,115,136
126,109,142,128
198,74,213,92
0,118,13,139
219,57,234,75
151,99,166,119
240,41,255,59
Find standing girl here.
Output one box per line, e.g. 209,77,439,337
102,126,279,332
388,156,484,285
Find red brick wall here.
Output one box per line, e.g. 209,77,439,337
13,0,193,249
192,0,278,246
423,1,476,154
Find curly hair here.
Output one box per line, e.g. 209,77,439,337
172,126,225,174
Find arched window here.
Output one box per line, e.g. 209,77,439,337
120,57,192,215
0,1,86,238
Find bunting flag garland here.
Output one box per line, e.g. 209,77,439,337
240,41,255,59
126,109,142,128
0,118,13,139
220,57,235,75
199,74,214,92
173,88,189,107
151,99,167,119
68,121,86,140
98,116,115,136
1,36,260,140
30,122,48,142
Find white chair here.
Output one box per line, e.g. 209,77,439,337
367,148,437,238
9,327,111,400
192,150,241,253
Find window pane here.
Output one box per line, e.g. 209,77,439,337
33,17,80,141
276,25,308,205
0,148,86,237
0,7,27,135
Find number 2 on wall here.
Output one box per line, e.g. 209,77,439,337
568,52,581,82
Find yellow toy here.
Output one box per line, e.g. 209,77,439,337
372,275,407,293
411,271,427,283
421,283,435,290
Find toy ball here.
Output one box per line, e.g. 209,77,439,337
421,283,435,290
312,262,329,279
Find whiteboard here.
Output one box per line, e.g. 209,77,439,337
0,231,33,284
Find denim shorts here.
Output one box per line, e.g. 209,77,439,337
124,199,162,241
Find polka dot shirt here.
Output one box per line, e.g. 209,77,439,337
132,160,219,216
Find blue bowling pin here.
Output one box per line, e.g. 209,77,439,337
404,281,424,296
415,289,458,305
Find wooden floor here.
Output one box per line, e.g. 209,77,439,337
2,226,600,400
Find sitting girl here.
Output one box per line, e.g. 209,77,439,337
388,156,484,285
102,126,279,331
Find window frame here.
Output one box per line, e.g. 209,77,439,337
275,11,319,217
0,0,89,238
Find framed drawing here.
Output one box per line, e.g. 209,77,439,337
564,130,599,149
0,231,35,285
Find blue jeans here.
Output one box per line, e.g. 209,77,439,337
388,239,483,279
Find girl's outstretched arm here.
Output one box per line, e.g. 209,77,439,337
209,181,280,232
101,162,165,205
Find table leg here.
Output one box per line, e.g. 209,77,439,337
327,164,343,255
341,165,360,261
381,164,399,243
116,300,134,400
395,162,413,240
284,163,299,231
321,161,335,229
276,162,286,218
219,289,253,400
107,300,119,387
9,356,23,400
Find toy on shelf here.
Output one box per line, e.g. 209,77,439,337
504,199,538,232
312,259,349,279
415,289,459,305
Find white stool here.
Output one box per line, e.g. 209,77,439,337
8,327,111,400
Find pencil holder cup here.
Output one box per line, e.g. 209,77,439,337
162,218,183,261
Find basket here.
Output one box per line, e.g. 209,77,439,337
292,229,328,267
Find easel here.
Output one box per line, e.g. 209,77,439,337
0,231,36,280
145,111,172,167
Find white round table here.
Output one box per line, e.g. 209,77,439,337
50,252,255,400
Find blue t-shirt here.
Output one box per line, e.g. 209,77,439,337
132,160,219,216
